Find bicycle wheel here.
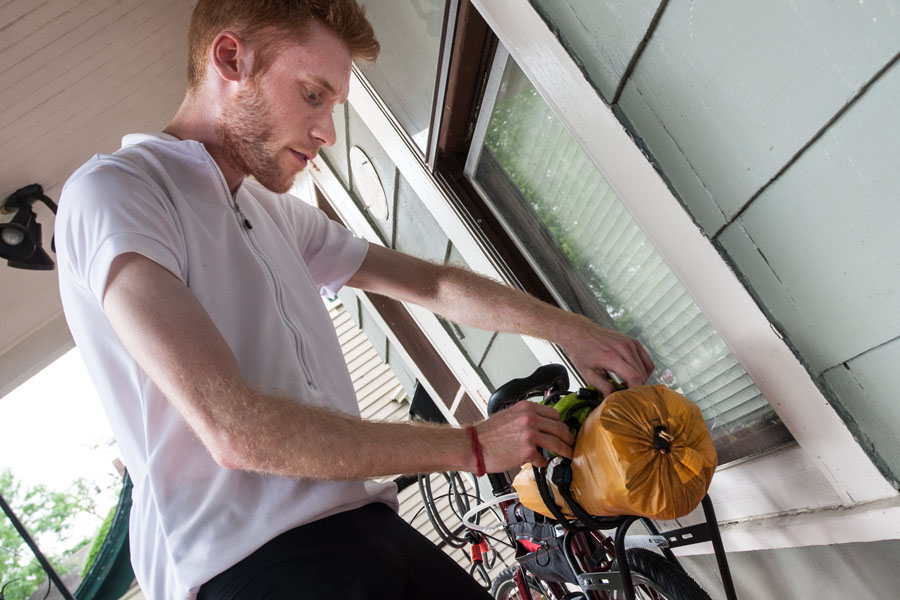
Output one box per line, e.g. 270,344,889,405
491,566,550,599
622,549,712,600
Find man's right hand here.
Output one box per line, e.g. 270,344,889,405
473,401,575,472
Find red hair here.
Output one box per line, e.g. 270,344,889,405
187,0,379,89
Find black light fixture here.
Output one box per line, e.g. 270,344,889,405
0,184,57,271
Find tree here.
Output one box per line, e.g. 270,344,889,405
0,469,101,599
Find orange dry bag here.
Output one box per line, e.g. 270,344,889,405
513,384,717,520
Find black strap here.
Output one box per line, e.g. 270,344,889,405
560,399,601,431
533,465,586,532
557,477,623,531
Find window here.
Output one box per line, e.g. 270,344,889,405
356,0,449,154
463,50,793,463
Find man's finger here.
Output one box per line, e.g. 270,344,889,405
541,418,575,447
528,402,566,421
628,341,651,381
531,453,549,468
610,344,654,388
638,343,655,374
535,433,573,459
617,340,652,385
588,370,615,397
524,403,576,445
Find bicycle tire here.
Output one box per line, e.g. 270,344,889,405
620,549,712,600
491,566,550,599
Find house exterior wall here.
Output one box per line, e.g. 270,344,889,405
532,0,900,486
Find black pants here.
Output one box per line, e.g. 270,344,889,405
198,503,493,599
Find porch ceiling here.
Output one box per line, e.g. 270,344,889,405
0,0,194,397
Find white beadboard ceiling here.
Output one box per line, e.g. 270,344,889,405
0,0,195,397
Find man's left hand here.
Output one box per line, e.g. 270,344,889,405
562,318,655,396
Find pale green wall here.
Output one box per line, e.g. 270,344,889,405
531,0,900,485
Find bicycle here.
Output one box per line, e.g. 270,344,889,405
458,364,739,600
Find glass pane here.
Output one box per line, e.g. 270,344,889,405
470,58,793,463
357,0,446,153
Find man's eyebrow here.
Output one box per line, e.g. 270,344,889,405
311,75,336,95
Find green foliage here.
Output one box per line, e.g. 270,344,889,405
484,84,640,336
0,469,100,600
81,504,117,579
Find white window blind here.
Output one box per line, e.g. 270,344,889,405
468,58,792,462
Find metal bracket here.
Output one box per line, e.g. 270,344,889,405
577,570,624,592
657,523,713,549
623,534,670,550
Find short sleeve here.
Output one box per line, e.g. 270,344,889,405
278,196,368,296
57,158,187,303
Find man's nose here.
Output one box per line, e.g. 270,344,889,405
312,112,337,147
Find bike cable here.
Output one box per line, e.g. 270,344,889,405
417,471,479,548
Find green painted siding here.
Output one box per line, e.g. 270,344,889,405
620,0,900,227
530,0,662,102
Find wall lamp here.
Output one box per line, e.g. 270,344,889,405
0,184,57,271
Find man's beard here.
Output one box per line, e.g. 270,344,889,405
218,82,296,194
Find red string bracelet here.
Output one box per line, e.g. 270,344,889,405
465,425,486,477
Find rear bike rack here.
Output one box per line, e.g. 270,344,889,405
560,495,737,600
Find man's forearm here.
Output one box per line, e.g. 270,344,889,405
209,384,473,479
433,264,654,391
197,380,573,479
424,263,585,346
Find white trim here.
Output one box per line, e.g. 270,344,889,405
405,302,492,408
0,311,74,400
704,444,842,522
471,0,895,504
449,382,467,415
425,0,460,167
463,44,508,180
673,494,900,556
348,68,504,283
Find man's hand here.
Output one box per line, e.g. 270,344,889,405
474,401,575,471
561,316,655,396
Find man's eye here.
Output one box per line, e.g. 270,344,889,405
307,91,320,103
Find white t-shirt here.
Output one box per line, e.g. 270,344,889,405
56,133,398,600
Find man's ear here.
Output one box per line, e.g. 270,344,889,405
209,31,252,83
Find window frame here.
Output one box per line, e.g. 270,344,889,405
310,0,899,552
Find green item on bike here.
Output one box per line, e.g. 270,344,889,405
542,388,600,439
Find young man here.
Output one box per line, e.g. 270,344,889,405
55,1,654,598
